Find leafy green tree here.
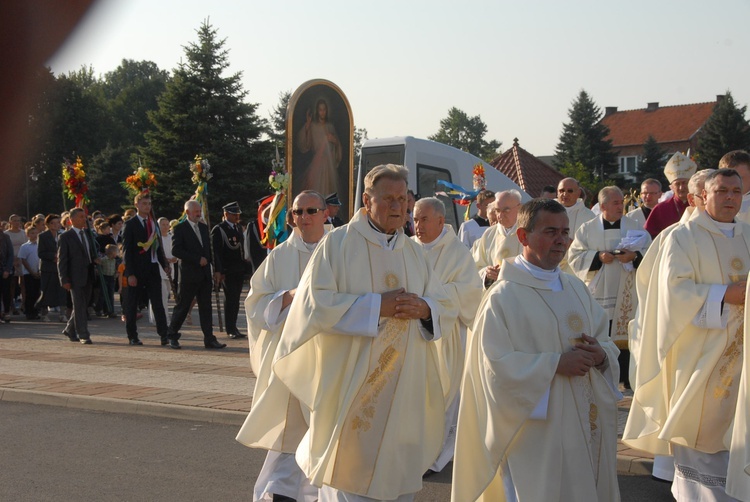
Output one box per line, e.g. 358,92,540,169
696,92,750,169
429,107,502,161
143,20,271,218
559,161,606,207
555,90,618,180
101,59,169,147
638,135,668,186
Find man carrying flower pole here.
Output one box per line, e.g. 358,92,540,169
61,157,111,329
120,173,172,347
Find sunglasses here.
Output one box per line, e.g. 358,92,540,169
291,208,324,216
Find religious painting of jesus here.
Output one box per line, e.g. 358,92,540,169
287,79,353,222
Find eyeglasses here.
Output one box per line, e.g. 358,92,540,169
291,208,324,216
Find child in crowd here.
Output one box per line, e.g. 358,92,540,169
17,224,41,320
100,244,118,318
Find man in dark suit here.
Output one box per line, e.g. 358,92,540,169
167,200,226,350
57,208,97,344
36,214,67,322
211,201,247,339
122,192,171,346
325,193,345,227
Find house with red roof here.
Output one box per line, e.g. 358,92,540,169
600,96,721,180
490,138,564,198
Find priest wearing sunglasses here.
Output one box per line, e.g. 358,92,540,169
237,190,328,502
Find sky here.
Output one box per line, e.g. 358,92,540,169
47,0,750,157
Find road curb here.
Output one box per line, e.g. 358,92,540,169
0,388,247,426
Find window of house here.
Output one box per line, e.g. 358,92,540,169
618,156,638,174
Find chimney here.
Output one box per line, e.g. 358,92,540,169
605,106,618,116
646,102,659,111
717,94,725,103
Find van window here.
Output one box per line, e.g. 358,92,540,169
416,164,458,231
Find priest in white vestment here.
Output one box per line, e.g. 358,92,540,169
626,178,662,229
412,197,483,475
452,198,621,502
472,189,523,288
628,170,712,483
623,169,750,501
273,164,460,502
569,186,651,389
557,177,596,272
236,191,330,502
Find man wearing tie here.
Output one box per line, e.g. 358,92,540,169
58,208,97,344
167,200,226,350
121,192,171,346
211,201,247,340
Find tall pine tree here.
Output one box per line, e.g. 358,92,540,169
144,20,270,218
697,92,750,169
555,90,617,180
638,135,668,187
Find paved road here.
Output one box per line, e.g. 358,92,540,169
2,402,674,501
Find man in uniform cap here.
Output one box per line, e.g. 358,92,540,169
212,201,247,339
325,193,344,228
644,152,697,238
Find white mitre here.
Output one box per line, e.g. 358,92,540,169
663,151,697,183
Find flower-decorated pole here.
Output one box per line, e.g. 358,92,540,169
62,156,112,313
259,146,289,249
189,155,223,332
121,165,178,303
435,163,487,221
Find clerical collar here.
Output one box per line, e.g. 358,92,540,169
513,255,563,292
366,217,398,249
602,218,621,230
710,217,736,238
421,226,449,251
473,215,490,227
501,224,516,236
642,206,653,219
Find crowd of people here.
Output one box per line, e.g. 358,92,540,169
4,149,750,500
238,151,750,501
0,193,256,351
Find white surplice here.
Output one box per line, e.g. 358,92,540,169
272,208,459,501
471,223,522,285
413,225,483,472
451,258,620,502
568,215,651,348
236,229,321,502
623,210,750,500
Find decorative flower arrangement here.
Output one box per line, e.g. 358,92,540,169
190,154,213,185
268,146,288,193
62,156,90,207
472,163,486,191
268,170,289,193
121,166,157,196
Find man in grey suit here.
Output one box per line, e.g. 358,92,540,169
58,208,97,344
167,200,226,350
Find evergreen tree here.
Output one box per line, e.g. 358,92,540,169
555,90,618,180
269,90,291,153
696,92,750,169
638,135,668,186
102,59,169,148
143,20,270,218
429,107,502,162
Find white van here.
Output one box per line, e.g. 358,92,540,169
355,136,529,231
